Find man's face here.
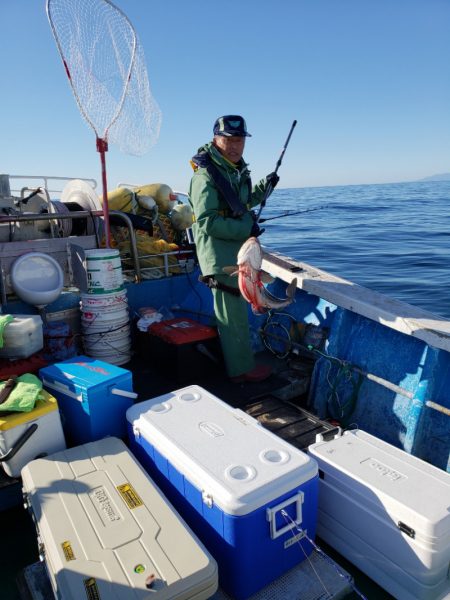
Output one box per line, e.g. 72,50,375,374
213,135,246,164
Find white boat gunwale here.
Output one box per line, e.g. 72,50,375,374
262,247,450,354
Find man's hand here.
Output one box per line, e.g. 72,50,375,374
266,172,280,189
250,220,265,238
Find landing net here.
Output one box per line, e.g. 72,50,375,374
46,0,161,245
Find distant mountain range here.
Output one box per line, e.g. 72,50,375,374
420,173,450,181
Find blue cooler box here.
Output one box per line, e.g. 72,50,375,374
127,385,319,599
40,356,135,445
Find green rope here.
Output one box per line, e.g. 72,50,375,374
311,346,363,425
260,310,364,425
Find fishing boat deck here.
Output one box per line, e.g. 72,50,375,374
129,347,337,450
0,347,394,599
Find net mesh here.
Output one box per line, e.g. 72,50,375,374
47,0,161,155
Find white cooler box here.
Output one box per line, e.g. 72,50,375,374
0,390,66,477
0,314,43,359
308,429,450,600
21,436,218,600
127,385,319,600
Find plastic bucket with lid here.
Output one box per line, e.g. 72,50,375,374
85,249,124,295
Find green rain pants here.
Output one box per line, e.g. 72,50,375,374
211,273,255,378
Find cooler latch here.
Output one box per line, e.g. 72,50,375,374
397,521,415,538
202,491,214,508
266,491,304,540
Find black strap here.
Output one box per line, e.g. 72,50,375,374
193,152,251,218
199,275,241,297
0,378,17,405
206,162,248,217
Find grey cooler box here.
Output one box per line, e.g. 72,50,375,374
21,436,218,600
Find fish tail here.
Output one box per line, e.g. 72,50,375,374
286,278,298,300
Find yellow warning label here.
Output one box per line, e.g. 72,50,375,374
84,577,101,600
61,540,75,561
117,483,143,509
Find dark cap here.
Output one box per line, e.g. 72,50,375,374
213,115,252,137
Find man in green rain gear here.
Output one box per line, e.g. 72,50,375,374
189,115,279,382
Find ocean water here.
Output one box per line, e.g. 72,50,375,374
262,180,450,319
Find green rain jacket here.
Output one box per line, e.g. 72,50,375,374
189,142,269,276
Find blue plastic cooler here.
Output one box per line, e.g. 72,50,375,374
40,356,135,445
127,385,319,599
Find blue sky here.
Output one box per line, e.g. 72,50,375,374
1,0,449,192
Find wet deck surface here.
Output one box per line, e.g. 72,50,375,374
129,340,335,451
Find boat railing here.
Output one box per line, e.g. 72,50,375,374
0,208,195,308
122,249,196,281
6,175,97,198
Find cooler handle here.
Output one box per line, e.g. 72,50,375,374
111,388,138,399
314,427,342,443
42,378,81,401
266,491,304,540
0,423,38,462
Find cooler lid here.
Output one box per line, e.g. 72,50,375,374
39,355,129,388
0,390,58,430
127,385,318,516
308,429,450,540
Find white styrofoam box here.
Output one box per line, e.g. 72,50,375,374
127,385,319,599
0,314,43,359
21,436,218,600
308,429,450,600
0,390,65,477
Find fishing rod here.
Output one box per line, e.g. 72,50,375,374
256,119,297,223
259,204,331,223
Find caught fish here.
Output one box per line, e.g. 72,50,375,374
224,237,297,314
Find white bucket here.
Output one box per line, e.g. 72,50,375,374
84,337,131,351
83,327,131,347
81,320,130,336
82,317,131,365
81,302,128,317
81,306,129,324
85,249,124,295
82,322,130,339
81,289,128,310
83,330,131,365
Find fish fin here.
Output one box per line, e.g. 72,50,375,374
223,266,238,276
286,278,298,299
251,304,268,315
261,271,275,284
